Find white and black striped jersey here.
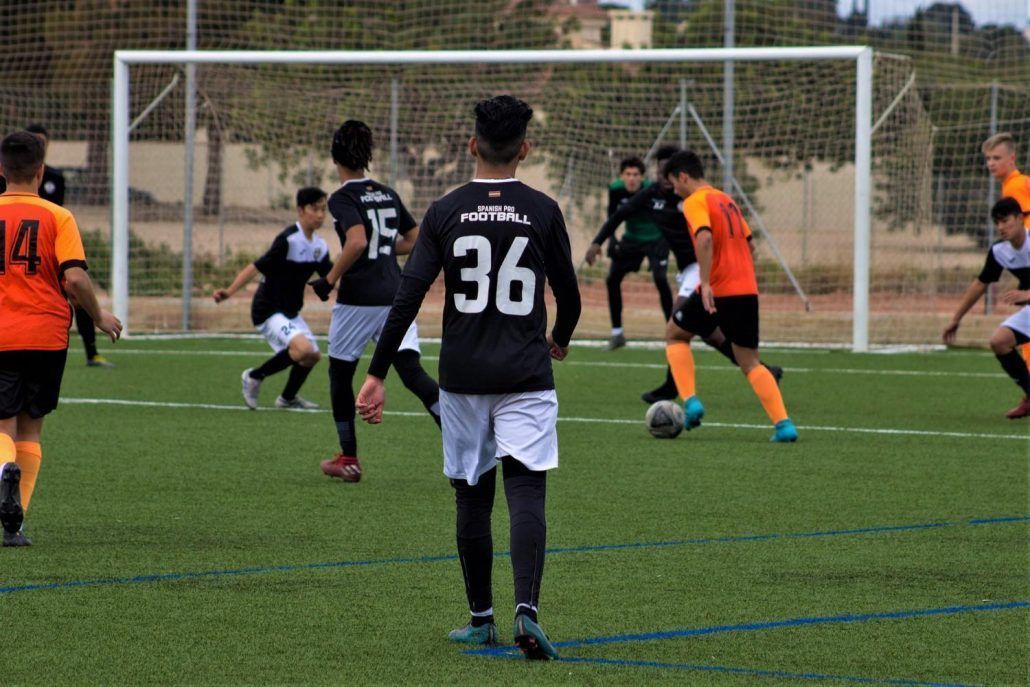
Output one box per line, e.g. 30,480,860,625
979,230,1030,302
328,178,417,306
368,179,581,394
251,223,331,325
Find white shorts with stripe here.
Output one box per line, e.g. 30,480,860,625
328,303,420,362
675,263,701,298
1002,305,1030,340
257,313,318,353
439,389,559,486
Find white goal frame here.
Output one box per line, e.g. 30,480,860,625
111,47,873,350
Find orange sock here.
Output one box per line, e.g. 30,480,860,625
747,365,788,425
0,433,14,464
1022,343,1030,372
14,441,41,510
666,342,696,399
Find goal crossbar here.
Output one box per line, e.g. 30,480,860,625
111,46,874,349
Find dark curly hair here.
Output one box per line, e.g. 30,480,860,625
474,95,533,165
331,120,374,171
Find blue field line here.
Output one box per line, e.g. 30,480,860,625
470,601,1030,656
1,515,1026,596
556,656,976,687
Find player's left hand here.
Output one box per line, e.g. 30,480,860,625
547,334,568,361
700,283,716,314
213,289,231,303
356,375,386,424
1001,289,1029,306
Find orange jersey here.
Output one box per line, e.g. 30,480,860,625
1001,169,1030,229
682,186,757,297
0,193,86,351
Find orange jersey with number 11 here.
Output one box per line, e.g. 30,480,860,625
682,186,757,297
0,193,86,351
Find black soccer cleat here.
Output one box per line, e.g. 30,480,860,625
641,385,678,404
766,364,784,385
0,462,25,537
2,529,31,547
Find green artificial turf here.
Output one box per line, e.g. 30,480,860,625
1,338,1026,685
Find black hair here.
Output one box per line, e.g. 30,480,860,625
0,131,45,184
296,186,327,208
654,145,680,163
664,150,705,181
619,156,645,174
331,120,373,171
474,95,533,164
992,196,1025,222
25,123,49,139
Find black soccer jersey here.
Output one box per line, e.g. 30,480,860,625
979,230,1030,303
368,179,581,394
328,178,417,306
594,183,695,271
250,223,331,325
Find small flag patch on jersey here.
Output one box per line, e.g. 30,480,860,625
488,190,501,198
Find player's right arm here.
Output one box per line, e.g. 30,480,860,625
213,263,259,303
942,278,988,344
322,223,368,286
586,185,652,265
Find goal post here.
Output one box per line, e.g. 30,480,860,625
111,47,876,349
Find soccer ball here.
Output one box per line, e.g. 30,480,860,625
645,400,684,439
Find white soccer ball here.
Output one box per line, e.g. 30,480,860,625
645,400,684,439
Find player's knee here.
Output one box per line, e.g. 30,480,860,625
989,331,1014,354
302,350,321,367
665,320,691,343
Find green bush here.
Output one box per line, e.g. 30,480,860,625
81,228,257,296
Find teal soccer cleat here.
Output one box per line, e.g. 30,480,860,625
513,614,559,660
448,622,499,645
771,418,798,443
683,396,705,430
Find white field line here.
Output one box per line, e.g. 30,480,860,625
61,397,1029,442
77,348,1007,379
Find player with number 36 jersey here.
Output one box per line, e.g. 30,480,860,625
356,96,581,660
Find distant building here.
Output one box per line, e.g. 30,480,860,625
550,0,655,50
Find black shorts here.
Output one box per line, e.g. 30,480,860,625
672,293,760,349
0,349,69,420
608,238,669,275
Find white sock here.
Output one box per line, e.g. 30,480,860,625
611,327,624,337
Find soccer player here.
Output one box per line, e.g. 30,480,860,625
310,120,441,483
0,125,113,367
585,146,782,403
942,197,1030,419
592,156,672,350
0,131,122,547
213,187,330,410
663,150,797,442
982,132,1030,370
355,96,581,659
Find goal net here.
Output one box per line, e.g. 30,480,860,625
110,47,935,349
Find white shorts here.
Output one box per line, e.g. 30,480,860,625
676,263,701,298
257,313,318,353
1002,306,1030,339
439,389,559,486
329,303,420,362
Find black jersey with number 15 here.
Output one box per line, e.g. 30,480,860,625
399,180,580,394
328,178,417,306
